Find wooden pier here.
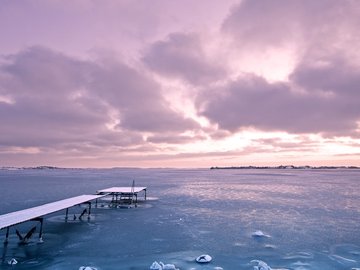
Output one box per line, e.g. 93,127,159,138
97,186,147,207
0,186,147,245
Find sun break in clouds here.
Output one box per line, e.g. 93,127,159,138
0,0,360,167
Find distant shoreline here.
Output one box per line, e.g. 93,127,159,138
210,165,360,170
1,165,360,171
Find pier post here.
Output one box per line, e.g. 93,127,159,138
4,227,9,245
88,202,92,220
2,236,8,263
38,218,44,242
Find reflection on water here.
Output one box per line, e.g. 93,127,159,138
0,168,359,269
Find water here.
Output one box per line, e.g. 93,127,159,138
0,168,359,269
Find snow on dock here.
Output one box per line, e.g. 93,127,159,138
0,186,147,244
0,194,105,231
97,186,147,206
97,186,147,195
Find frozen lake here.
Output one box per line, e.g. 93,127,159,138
0,168,359,269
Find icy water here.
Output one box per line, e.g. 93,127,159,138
0,168,359,270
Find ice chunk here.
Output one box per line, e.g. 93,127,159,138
160,262,178,270
252,230,270,238
79,267,97,270
251,260,272,270
8,258,18,265
150,261,179,270
196,254,212,263
150,261,162,270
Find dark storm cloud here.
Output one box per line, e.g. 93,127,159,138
0,46,198,150
143,32,226,85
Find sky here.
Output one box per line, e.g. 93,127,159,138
1,0,360,168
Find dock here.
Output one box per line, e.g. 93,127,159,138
0,186,147,245
97,186,147,206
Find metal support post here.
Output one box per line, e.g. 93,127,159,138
38,218,44,242
4,227,9,245
87,202,92,220
30,217,44,243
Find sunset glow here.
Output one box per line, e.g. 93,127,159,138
0,0,360,168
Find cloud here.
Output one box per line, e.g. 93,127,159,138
0,0,237,61
147,133,207,144
194,0,360,138
222,0,302,47
290,55,360,97
139,0,360,141
220,0,360,83
0,46,199,152
197,71,360,136
0,47,109,148
1,1,360,167
222,0,360,51
253,136,321,153
143,32,226,85
87,57,199,132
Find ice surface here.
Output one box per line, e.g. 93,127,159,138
0,168,359,269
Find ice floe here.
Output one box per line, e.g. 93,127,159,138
149,261,179,270
251,260,289,270
196,254,212,263
150,261,162,270
264,244,276,249
8,258,18,265
252,230,271,238
251,260,272,270
79,266,97,270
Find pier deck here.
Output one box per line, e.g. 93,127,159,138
97,186,147,206
0,194,105,231
0,186,147,245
